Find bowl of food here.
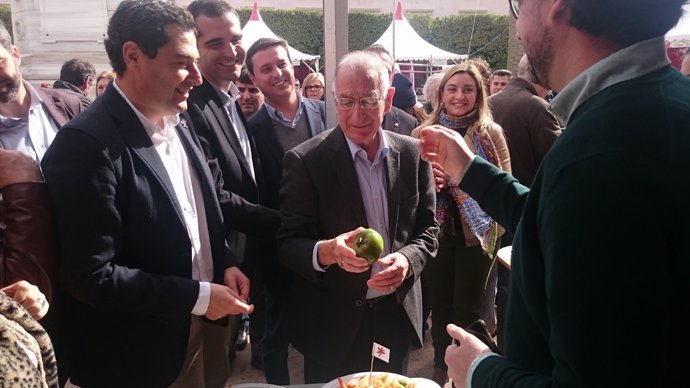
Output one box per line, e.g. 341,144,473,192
323,372,441,388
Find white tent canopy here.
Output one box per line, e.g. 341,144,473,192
666,4,690,48
242,2,320,65
373,1,466,64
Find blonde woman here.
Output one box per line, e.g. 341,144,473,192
302,72,325,101
412,62,510,386
95,70,115,96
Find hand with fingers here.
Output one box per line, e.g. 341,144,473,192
224,266,251,302
205,266,254,320
366,252,410,292
419,125,476,184
444,323,493,388
205,283,254,321
432,162,450,192
1,280,49,320
317,228,370,273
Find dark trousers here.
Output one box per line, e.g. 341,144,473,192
249,268,265,365
420,273,432,335
303,294,412,384
261,273,292,385
426,233,498,369
496,232,513,353
479,263,498,334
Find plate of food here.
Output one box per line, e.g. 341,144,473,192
323,371,441,388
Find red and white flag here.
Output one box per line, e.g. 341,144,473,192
372,342,390,363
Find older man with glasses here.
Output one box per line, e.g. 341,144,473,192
276,50,438,383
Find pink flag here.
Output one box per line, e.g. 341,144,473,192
372,342,390,363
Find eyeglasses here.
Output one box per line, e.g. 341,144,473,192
305,85,324,90
509,0,520,18
335,96,384,110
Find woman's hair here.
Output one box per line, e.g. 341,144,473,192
97,70,116,83
416,62,493,137
422,72,445,111
301,72,325,94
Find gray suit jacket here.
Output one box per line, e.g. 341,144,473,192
277,127,438,364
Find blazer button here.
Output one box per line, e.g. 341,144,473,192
355,299,363,307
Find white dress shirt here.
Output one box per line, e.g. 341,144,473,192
113,80,214,315
217,82,255,181
0,81,59,161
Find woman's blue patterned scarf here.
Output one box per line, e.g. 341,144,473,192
436,109,500,257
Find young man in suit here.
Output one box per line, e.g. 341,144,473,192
421,0,690,387
236,67,265,119
246,36,327,384
277,51,438,383
186,0,281,371
41,1,253,387
488,69,512,95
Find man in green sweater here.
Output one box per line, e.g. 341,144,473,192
418,0,690,387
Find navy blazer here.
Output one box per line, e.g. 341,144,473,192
383,106,418,136
248,98,327,281
42,85,235,388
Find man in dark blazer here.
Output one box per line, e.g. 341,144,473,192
41,2,253,387
366,44,418,136
186,0,281,368
245,37,327,384
277,51,438,383
382,104,418,136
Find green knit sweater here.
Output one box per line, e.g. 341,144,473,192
462,65,690,387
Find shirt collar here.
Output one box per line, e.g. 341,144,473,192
214,81,240,107
24,81,45,111
550,37,669,126
263,92,304,127
345,128,390,163
112,79,180,137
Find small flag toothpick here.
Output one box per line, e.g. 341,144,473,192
372,342,390,363
369,342,391,386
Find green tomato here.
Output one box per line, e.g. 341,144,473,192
351,228,384,265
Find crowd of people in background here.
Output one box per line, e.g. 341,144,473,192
1,0,689,387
